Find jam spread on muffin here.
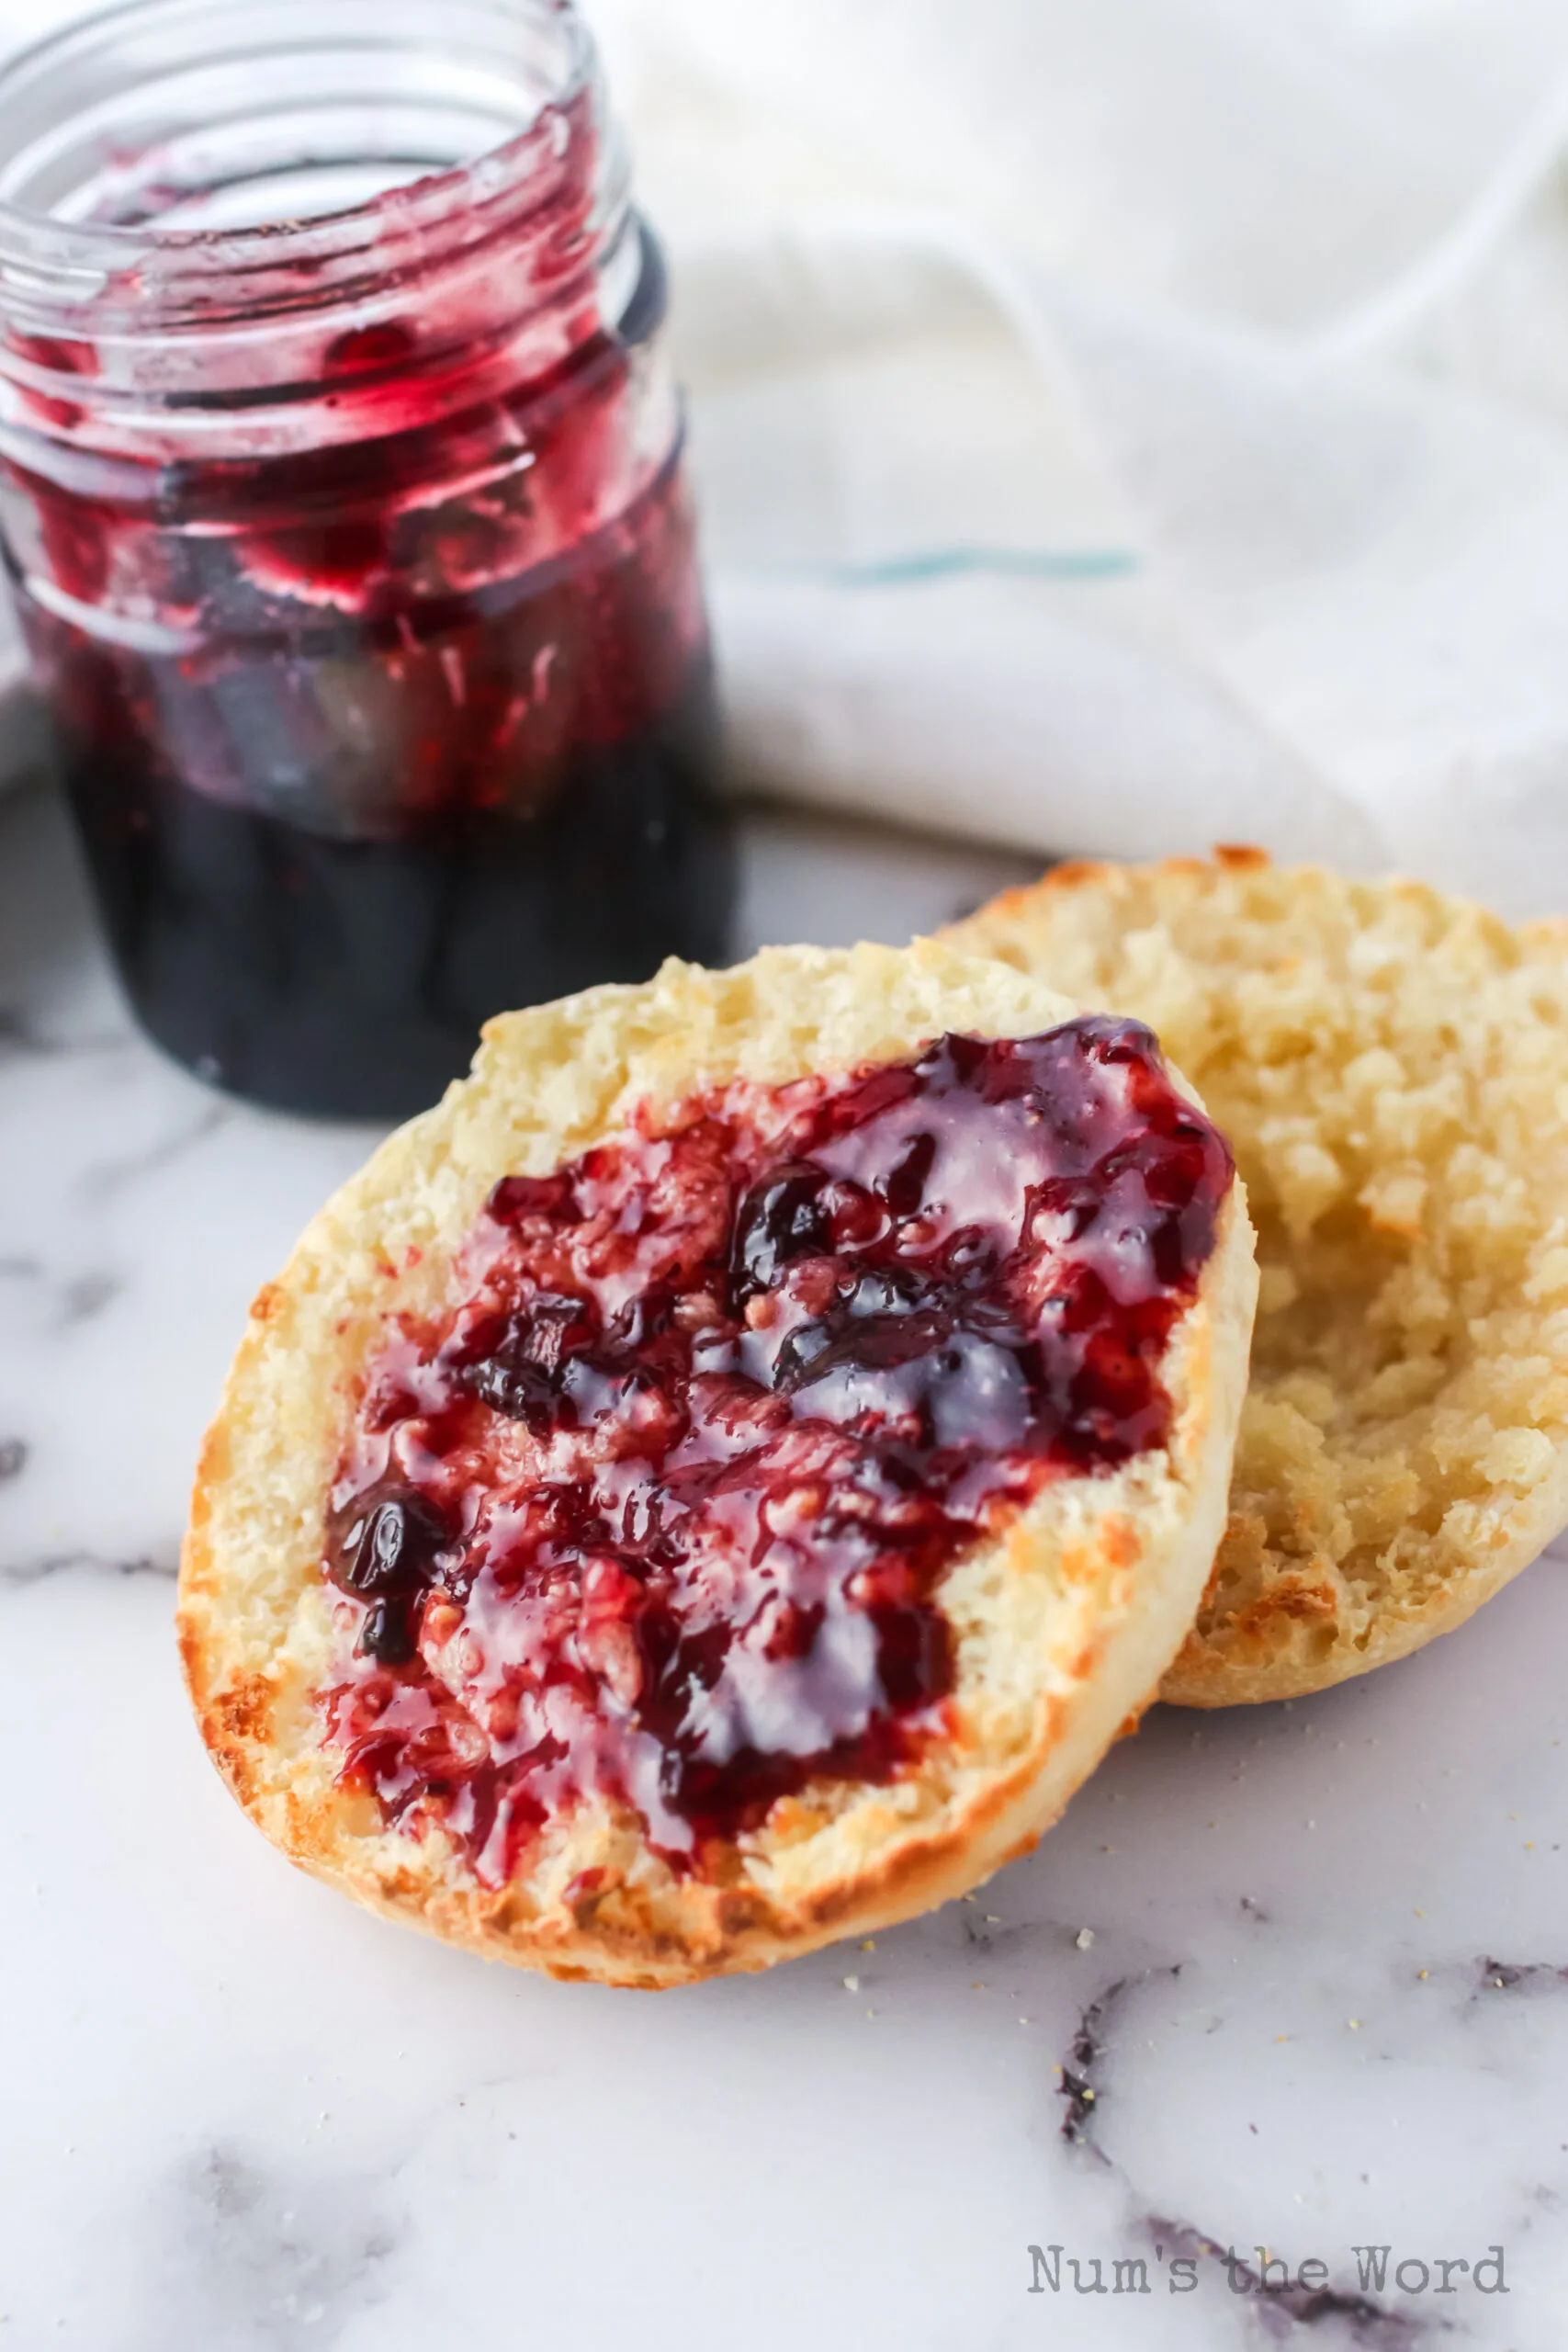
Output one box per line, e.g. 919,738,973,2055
318,1018,1233,1879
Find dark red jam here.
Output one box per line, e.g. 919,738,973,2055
318,1016,1234,1883
5,195,733,1117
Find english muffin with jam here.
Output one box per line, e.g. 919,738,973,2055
179,940,1255,1983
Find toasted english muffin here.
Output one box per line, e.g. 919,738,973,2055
178,940,1255,1984
948,850,1568,1707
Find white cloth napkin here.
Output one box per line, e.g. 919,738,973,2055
8,0,1568,918
592,0,1568,915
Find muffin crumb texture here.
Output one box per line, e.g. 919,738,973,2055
952,855,1568,1702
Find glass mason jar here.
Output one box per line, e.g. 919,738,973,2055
0,0,733,1118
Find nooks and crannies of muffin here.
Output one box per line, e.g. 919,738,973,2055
949,849,1568,1705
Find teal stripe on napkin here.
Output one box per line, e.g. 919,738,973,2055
816,545,1138,587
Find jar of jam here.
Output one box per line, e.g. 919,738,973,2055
0,0,734,1119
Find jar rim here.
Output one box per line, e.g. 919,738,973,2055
0,0,608,321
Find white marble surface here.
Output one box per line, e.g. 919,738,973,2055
3,777,1567,2352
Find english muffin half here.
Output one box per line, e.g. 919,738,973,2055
179,940,1255,1984
949,851,1568,1706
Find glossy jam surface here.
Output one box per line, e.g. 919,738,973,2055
319,1017,1234,1880
5,200,733,1117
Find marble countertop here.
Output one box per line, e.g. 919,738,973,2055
3,775,1566,2352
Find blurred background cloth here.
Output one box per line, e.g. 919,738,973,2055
6,0,1568,910
592,0,1568,913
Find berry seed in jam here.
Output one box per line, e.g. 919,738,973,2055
320,1017,1234,1883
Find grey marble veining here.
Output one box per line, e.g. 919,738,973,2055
2,776,1564,2351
